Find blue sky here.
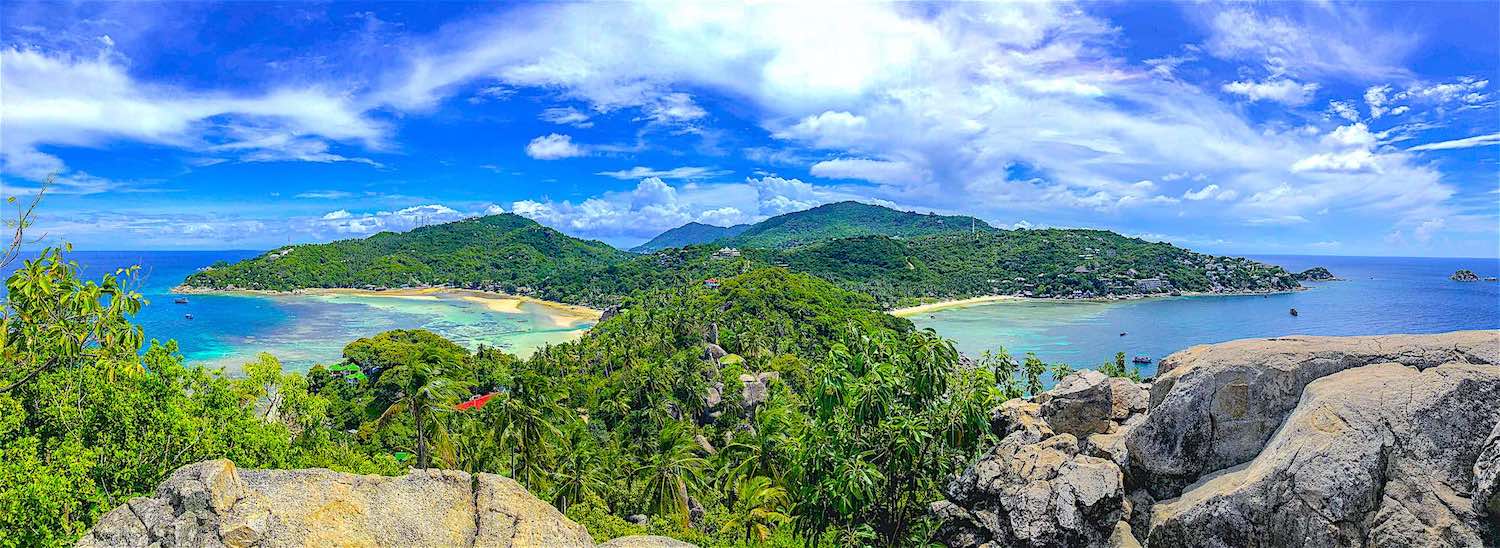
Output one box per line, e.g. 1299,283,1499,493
2,2,1497,257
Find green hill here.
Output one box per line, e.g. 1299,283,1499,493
628,221,750,253
721,201,995,249
180,214,632,293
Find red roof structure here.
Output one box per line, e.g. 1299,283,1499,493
455,392,498,411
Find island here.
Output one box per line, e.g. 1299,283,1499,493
1293,266,1338,281
1452,269,1481,281
180,201,1304,309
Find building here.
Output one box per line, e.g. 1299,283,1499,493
704,278,721,289
1135,278,1172,293
456,392,498,411
712,247,742,259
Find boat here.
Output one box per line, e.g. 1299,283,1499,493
174,297,189,304
1289,308,1299,317
184,313,194,320
1132,355,1152,364
1119,332,1127,337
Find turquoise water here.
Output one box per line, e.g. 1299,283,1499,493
910,255,1500,378
8,251,1496,379
3,250,593,373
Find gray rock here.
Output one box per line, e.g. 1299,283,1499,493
1148,362,1500,547
77,460,602,547
1128,331,1499,496
937,433,1125,547
1040,370,1115,438
990,398,1053,442
738,372,779,409
1106,377,1147,420
1472,421,1500,525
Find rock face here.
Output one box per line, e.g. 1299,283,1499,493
1150,362,1500,547
1452,269,1481,282
75,460,647,548
933,330,1500,547
937,371,1152,547
1131,331,1499,495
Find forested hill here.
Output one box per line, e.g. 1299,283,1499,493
540,229,1301,308
180,205,1299,309
720,201,997,249
628,221,750,253
181,214,631,292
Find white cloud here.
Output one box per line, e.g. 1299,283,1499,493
539,106,593,127
1291,149,1380,174
595,166,729,180
1222,78,1319,105
1327,100,1361,122
1201,6,1415,80
315,203,468,235
810,158,926,185
1407,132,1500,152
1182,184,1220,201
524,133,587,160
0,47,386,188
298,190,357,199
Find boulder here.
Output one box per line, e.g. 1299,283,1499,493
1106,378,1147,420
77,460,603,548
1039,370,1115,438
990,398,1053,441
738,372,779,408
937,433,1125,547
1148,362,1500,547
1129,331,1499,495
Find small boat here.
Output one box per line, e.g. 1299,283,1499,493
184,313,194,320
1132,355,1152,364
174,297,189,304
1119,332,1127,337
1289,308,1299,317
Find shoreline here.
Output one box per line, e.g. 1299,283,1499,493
172,285,602,328
889,288,1306,317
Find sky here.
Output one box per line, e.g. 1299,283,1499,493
2,1,1497,257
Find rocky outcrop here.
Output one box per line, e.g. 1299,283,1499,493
599,536,698,548
1149,362,1500,547
1294,267,1338,281
934,330,1500,547
76,460,677,548
936,371,1152,547
1452,269,1481,282
1131,331,1499,495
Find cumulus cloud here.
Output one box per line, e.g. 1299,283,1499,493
314,204,467,235
1222,78,1319,105
524,133,587,160
810,158,926,185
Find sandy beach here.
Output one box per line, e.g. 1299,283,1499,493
889,295,1026,317
174,285,603,328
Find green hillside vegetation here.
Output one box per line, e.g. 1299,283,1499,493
722,201,995,249
16,241,1122,546
183,214,631,292
179,203,1300,310
630,222,751,253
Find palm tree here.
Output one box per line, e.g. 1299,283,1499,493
485,370,563,490
550,426,606,514
722,476,791,545
633,422,707,528
374,349,471,469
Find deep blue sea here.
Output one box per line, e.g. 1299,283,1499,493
2,250,593,373
911,255,1500,378
5,251,1496,378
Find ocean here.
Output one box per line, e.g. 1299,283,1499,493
4,251,1496,378
909,255,1500,378
1,250,594,372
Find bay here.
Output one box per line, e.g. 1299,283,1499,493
909,255,1500,379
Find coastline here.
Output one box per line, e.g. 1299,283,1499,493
172,285,602,328
888,288,1306,317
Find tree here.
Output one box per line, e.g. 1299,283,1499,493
373,350,471,469
548,425,607,514
484,369,564,490
634,422,707,528
722,476,791,545
1023,352,1047,397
